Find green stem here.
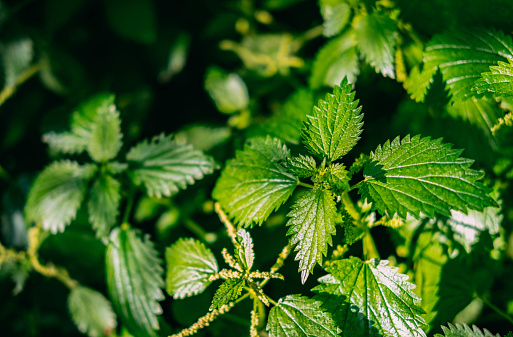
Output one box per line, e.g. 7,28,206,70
347,180,364,193
476,293,513,326
0,63,41,108
298,181,315,189
122,193,135,225
184,218,217,243
362,228,380,260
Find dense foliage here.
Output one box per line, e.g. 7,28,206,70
1,0,513,336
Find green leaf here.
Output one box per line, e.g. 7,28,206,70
210,278,246,310
411,227,448,326
287,189,337,283
68,285,117,337
302,79,363,161
435,323,501,337
313,257,426,337
87,103,123,162
404,66,437,103
328,163,350,191
71,93,116,147
310,30,359,89
360,135,497,219
236,229,254,271
106,227,164,337
205,67,249,114
445,98,502,145
25,160,96,233
474,59,513,97
212,136,298,227
447,202,502,253
354,12,398,79
320,0,351,37
257,89,314,144
0,38,33,88
87,173,121,238
42,131,90,155
420,29,513,102
175,125,231,151
266,294,339,337
166,238,218,299
283,154,317,178
126,134,215,198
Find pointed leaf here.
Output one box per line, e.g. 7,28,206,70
404,66,437,103
435,323,501,337
313,257,427,337
42,131,90,155
320,0,351,37
166,238,218,299
25,160,96,233
310,30,359,89
360,135,497,219
68,286,117,337
88,173,121,238
210,278,246,310
236,229,254,271
205,67,249,114
87,103,123,162
212,136,298,227
287,189,337,283
0,38,33,88
420,29,513,102
266,294,339,337
354,12,398,79
474,59,513,97
71,94,117,148
302,79,363,161
127,134,215,198
283,154,317,178
328,163,350,191
106,227,164,337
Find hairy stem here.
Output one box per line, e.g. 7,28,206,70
121,192,135,225
215,202,238,246
27,226,78,289
184,218,217,244
0,63,41,108
298,181,315,189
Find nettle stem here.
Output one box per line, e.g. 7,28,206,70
298,181,315,189
27,226,78,289
0,63,41,107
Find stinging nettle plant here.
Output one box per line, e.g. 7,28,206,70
3,1,513,337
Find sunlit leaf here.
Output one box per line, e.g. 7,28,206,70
166,238,218,299
354,12,398,79
313,257,427,337
360,135,498,219
106,227,164,337
210,278,245,310
287,189,337,283
212,136,298,227
302,79,363,161
267,294,339,337
127,134,215,198
25,160,96,233
68,285,117,337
